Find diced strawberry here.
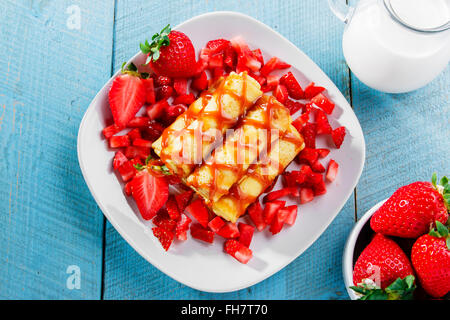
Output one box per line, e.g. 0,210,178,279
175,189,194,211
270,207,290,235
263,187,298,203
173,93,195,105
154,75,172,87
217,222,240,239
331,126,346,149
292,113,309,131
300,188,314,204
165,104,187,119
249,72,266,86
132,138,152,148
185,198,210,228
306,171,323,186
153,211,177,232
191,71,208,91
109,135,130,148
157,85,174,100
173,78,188,95
117,158,141,182
208,216,225,233
141,121,164,141
260,57,291,76
224,45,236,69
326,159,339,182
142,78,156,104
304,82,325,99
209,53,224,69
230,37,261,72
166,195,181,221
199,48,211,63
166,174,181,185
252,49,264,65
224,239,253,264
102,124,122,139
313,179,327,196
247,201,266,231
274,84,289,104
266,74,279,88
147,100,168,120
317,148,330,158
236,54,250,74
128,117,150,128
285,99,304,115
124,181,132,196
238,223,254,247
127,128,141,141
124,146,150,159
206,39,231,55
315,109,332,134
190,223,214,243
175,213,191,241
280,72,304,99
212,67,225,79
284,205,298,226
296,148,319,166
311,160,326,173
129,170,169,220
263,200,286,225
261,85,274,93
301,122,317,149
311,93,335,114
152,227,173,251
113,151,128,170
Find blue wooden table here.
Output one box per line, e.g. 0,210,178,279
0,0,448,300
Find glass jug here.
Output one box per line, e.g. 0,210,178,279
329,0,450,93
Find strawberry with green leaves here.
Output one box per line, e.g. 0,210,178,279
370,174,449,238
411,220,450,298
140,25,199,78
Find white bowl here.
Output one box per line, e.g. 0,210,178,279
342,199,387,299
77,11,366,293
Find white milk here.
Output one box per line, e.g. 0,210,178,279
342,0,450,93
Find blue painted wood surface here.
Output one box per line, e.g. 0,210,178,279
0,0,448,299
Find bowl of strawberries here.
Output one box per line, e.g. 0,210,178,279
343,174,450,300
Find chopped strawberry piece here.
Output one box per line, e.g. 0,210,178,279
191,71,208,91
199,48,211,63
292,113,309,131
235,54,250,74
175,190,194,211
261,85,274,93
166,195,181,221
212,67,225,79
190,223,214,243
284,205,298,226
247,201,266,231
283,166,313,188
311,160,326,173
175,213,191,241
260,57,291,76
142,121,164,141
157,85,174,100
153,211,177,232
117,158,141,182
238,223,254,247
173,93,195,105
102,124,122,139
127,128,141,141
129,170,169,220
166,174,181,185
165,104,187,119
217,222,240,239
317,148,330,158
270,207,290,235
285,99,304,115
263,187,298,203
223,45,236,69
209,53,224,69
280,72,304,99
185,199,210,228
263,200,286,225
124,146,150,159
124,181,132,196
154,75,172,87
252,49,264,65
296,148,319,166
315,109,332,134
274,84,289,104
206,39,231,55
326,159,339,182
113,151,128,170
266,74,279,88
300,188,314,204
147,100,168,120
224,239,253,264
173,78,188,95
142,78,156,104
127,117,150,128
301,122,317,149
230,37,261,72
331,126,346,148
249,72,266,86
208,216,225,233
152,227,173,251
304,82,325,99
311,93,335,114
313,179,327,196
109,135,130,148
132,138,152,148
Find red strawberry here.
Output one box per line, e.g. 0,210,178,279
280,72,304,99
370,175,449,238
127,128,141,141
175,213,191,241
175,189,194,211
208,216,225,233
216,222,240,239
108,64,146,128
263,200,286,225
109,135,130,148
154,75,172,87
209,53,224,68
129,170,169,220
300,188,314,204
311,93,335,114
283,205,298,226
142,78,156,104
331,126,346,149
124,146,150,160
185,198,210,228
132,138,152,148
315,109,332,134
128,117,150,128
166,195,181,221
301,123,317,149
152,227,174,251
411,221,450,298
303,82,325,99
102,124,122,139
141,25,198,78
311,160,325,173
238,223,254,247
260,57,290,76
152,210,177,232
206,39,231,55
173,78,188,95
117,158,141,182
173,93,195,105
296,148,319,166
316,148,330,158
247,201,266,231
157,85,174,100
326,159,339,182
191,71,208,91
146,100,168,120
113,151,128,170
353,233,414,290
224,239,253,264
274,84,289,104
284,99,304,115
263,187,298,203
190,223,214,243
270,207,289,235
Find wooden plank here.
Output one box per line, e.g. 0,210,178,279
0,0,115,299
103,0,355,299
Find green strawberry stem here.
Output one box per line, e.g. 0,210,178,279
120,62,146,78
350,275,416,300
140,24,171,65
428,220,450,250
431,173,450,210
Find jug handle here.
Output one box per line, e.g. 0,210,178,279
328,0,354,23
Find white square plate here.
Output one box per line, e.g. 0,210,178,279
77,11,365,293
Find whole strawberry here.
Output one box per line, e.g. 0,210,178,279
140,25,198,78
370,174,449,238
411,220,450,298
353,233,414,290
